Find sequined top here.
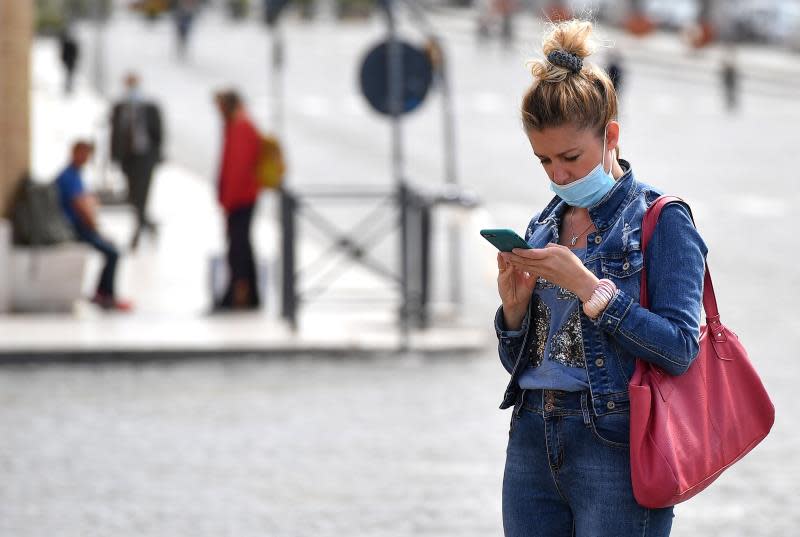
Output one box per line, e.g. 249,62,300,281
516,248,590,392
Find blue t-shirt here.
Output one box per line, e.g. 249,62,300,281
517,247,590,392
55,165,86,231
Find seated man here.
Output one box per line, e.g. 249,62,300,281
55,141,132,311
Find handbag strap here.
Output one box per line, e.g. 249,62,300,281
640,196,720,326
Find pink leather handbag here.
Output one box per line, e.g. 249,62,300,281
629,196,775,508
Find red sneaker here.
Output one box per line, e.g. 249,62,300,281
90,294,133,312
109,298,133,312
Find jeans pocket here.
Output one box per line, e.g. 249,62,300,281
590,411,630,449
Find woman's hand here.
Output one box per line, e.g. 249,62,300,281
497,252,537,331
501,243,599,302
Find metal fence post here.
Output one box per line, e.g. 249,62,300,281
418,199,431,329
280,188,297,331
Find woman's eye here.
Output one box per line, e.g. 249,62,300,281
539,159,550,165
565,155,579,162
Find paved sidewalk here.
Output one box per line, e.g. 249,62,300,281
0,40,488,360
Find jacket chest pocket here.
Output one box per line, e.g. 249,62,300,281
600,250,643,293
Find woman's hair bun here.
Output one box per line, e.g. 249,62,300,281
531,19,597,81
543,19,595,61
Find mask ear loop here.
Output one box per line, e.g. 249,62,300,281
601,124,610,175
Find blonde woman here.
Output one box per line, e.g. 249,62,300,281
494,20,707,536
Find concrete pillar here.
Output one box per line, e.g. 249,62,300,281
0,0,33,217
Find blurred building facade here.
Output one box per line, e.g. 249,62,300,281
0,0,33,216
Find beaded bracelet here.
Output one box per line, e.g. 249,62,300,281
583,279,618,319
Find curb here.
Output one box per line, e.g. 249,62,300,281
0,344,489,364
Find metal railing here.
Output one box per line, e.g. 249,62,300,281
279,183,477,342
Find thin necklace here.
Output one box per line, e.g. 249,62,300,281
568,207,594,247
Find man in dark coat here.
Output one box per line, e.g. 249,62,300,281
110,72,164,250
59,29,79,95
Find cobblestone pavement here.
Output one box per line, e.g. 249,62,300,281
5,5,798,536
0,349,796,537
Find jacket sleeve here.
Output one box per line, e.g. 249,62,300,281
495,304,530,374
494,212,540,374
593,202,707,376
148,103,164,160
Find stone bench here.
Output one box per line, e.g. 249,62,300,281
0,219,91,313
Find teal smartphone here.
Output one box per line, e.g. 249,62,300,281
480,228,531,252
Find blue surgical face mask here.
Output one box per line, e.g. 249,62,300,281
548,127,616,208
127,87,142,102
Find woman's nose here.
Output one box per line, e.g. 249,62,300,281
551,167,571,185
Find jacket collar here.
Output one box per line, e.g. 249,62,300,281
536,159,637,231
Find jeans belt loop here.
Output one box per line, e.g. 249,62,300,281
514,389,527,417
580,391,591,426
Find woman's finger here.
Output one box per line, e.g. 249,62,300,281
511,247,549,259
507,255,545,270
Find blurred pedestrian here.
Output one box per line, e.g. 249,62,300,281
213,89,261,311
606,50,625,95
495,20,707,536
721,49,739,112
59,28,80,95
475,0,517,48
55,141,132,311
476,0,492,44
173,0,197,60
110,72,164,250
496,0,516,48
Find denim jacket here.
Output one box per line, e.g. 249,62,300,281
495,160,708,416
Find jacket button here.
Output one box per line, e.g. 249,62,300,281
594,235,603,244
595,358,604,367
622,262,630,270
606,401,616,410
544,403,555,412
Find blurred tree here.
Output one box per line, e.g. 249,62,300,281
129,0,170,20
35,0,111,34
336,0,373,19
227,0,251,19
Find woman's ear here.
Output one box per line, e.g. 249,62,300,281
606,121,620,152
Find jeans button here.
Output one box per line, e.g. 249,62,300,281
595,358,604,367
606,401,616,410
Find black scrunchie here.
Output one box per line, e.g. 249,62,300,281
547,49,583,74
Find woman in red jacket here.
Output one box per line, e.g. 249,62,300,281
214,90,260,310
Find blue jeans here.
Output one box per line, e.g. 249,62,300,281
503,389,674,537
76,229,119,298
